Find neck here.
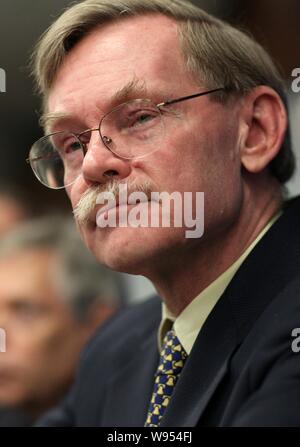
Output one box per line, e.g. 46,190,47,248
145,176,283,316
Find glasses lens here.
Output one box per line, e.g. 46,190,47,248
100,99,164,159
29,132,84,189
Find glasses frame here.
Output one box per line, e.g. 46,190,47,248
27,87,225,189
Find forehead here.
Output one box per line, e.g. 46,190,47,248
0,249,56,299
47,14,197,121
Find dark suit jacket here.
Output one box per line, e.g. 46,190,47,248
0,407,32,427
36,197,300,427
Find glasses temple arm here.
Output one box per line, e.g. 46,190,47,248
157,87,225,108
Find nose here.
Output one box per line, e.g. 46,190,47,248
81,131,131,185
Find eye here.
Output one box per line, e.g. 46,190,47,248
129,109,159,128
63,139,82,154
11,300,43,322
135,113,154,125
51,133,82,156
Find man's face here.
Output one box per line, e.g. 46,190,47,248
0,248,86,413
48,14,243,275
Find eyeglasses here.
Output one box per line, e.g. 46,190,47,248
27,87,224,189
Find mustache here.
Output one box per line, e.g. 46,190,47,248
73,179,155,225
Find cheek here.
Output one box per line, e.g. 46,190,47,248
39,325,84,380
65,184,73,202
67,174,88,209
161,115,241,223
28,326,77,376
3,330,57,383
149,130,207,194
68,183,81,209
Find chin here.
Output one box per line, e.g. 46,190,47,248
83,225,151,274
81,223,188,274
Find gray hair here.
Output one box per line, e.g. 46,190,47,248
31,0,295,183
0,216,125,320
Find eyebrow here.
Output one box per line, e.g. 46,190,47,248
111,78,148,104
39,112,72,132
41,79,170,132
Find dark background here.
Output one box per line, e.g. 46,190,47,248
0,0,300,214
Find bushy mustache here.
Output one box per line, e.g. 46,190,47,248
73,179,154,225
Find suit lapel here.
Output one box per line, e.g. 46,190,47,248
160,297,237,427
162,197,300,426
102,327,159,426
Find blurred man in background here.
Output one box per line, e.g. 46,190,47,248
0,182,32,237
0,217,123,426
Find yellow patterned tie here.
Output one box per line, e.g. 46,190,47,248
145,329,187,427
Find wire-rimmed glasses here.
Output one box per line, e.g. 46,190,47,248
27,87,224,189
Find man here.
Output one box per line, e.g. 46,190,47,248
0,182,31,237
0,217,123,426
28,0,300,426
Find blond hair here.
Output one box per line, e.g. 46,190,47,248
32,0,294,183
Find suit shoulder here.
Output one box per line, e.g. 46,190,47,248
82,295,161,360
235,275,300,367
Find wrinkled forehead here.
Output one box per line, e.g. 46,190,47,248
47,14,196,122
53,14,186,85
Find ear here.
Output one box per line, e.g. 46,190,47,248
239,86,287,175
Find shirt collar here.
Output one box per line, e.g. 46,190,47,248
158,211,281,354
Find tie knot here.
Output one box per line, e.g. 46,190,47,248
158,330,187,377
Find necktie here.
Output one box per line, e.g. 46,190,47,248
145,329,187,427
